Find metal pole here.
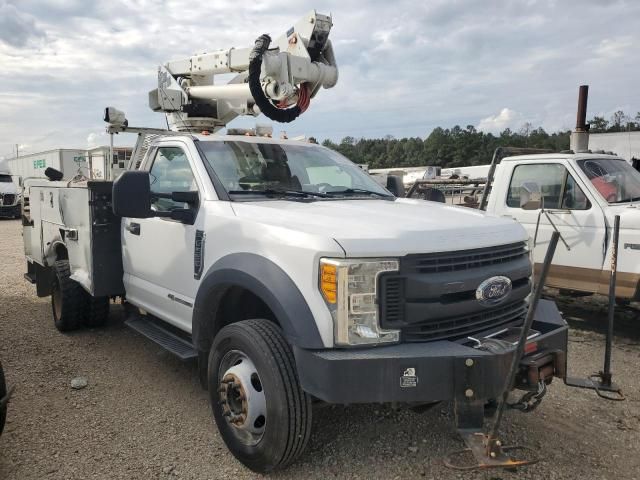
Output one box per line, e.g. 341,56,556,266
575,85,589,131
603,215,620,385
479,147,502,211
487,231,560,447
109,133,114,181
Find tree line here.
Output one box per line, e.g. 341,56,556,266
321,110,640,169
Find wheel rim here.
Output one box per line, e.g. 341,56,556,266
218,350,266,446
52,279,62,320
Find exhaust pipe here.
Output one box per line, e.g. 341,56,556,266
570,85,589,153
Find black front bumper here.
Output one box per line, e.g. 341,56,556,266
294,299,568,404
0,204,20,218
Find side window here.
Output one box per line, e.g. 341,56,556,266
506,164,590,210
562,173,590,210
149,147,197,212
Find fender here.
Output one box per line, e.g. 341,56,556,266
192,253,324,352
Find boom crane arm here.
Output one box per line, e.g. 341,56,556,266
148,10,338,132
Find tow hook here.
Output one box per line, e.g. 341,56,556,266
516,350,566,390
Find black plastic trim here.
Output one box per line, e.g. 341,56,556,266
192,253,324,352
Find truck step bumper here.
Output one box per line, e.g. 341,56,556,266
294,299,568,404
126,316,197,360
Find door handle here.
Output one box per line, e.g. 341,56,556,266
126,222,140,235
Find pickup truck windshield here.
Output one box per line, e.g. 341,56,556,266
198,141,391,199
0,175,12,183
578,158,640,203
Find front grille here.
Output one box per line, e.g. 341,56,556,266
1,194,16,205
400,301,527,343
403,241,527,274
379,241,531,343
382,277,404,323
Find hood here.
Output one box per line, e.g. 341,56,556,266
0,182,17,194
231,198,527,256
605,203,640,230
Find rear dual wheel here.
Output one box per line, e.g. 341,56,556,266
209,319,311,473
51,260,110,332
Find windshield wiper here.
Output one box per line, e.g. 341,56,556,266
324,188,393,198
228,189,329,198
616,196,640,203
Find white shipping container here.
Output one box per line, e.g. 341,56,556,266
7,149,88,181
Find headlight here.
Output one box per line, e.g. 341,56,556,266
319,258,400,346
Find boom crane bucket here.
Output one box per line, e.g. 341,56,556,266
147,10,338,132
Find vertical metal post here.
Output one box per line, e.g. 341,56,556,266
108,133,114,182
479,147,502,211
487,231,560,449
575,85,589,131
603,215,620,385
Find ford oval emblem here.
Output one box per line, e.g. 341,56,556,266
476,276,512,306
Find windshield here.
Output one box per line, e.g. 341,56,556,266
578,158,640,203
198,141,391,199
0,175,12,183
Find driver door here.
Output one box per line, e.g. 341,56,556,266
121,144,202,331
502,161,607,291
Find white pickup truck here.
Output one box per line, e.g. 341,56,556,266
22,132,570,472
485,153,640,300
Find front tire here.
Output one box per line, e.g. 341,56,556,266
209,319,311,473
51,260,85,332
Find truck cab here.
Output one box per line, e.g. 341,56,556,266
22,132,571,472
0,172,21,219
487,153,640,299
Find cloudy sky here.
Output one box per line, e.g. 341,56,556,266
0,0,638,162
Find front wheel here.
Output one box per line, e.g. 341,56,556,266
209,319,311,473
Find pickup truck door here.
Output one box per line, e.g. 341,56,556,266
121,143,204,331
496,160,607,291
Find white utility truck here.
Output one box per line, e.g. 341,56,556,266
408,151,640,300
0,172,21,218
21,11,570,472
485,152,640,300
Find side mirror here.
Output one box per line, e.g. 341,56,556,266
386,175,405,197
519,181,542,210
112,170,153,218
44,167,64,181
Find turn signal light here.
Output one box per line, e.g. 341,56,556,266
320,263,337,303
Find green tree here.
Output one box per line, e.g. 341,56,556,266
588,116,609,132
609,110,628,132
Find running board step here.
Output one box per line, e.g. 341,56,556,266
125,316,197,360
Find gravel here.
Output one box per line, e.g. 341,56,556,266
1,218,639,479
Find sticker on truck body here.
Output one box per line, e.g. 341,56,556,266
400,367,418,388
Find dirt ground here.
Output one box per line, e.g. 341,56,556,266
1,218,639,480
